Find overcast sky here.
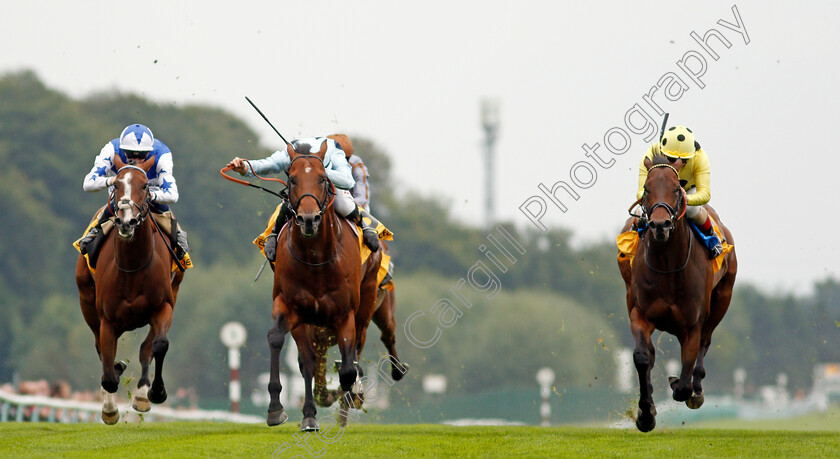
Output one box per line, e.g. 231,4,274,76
2,1,838,294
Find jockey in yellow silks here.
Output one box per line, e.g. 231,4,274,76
637,125,723,258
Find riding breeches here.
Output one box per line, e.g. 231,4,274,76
684,187,709,225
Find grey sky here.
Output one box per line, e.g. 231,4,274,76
2,1,838,294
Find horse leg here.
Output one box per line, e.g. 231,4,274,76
629,308,657,432
266,297,299,426
671,324,702,403
148,303,173,404
76,256,100,358
99,321,122,425
335,313,358,392
689,273,736,409
291,327,319,432
132,328,155,412
372,291,409,381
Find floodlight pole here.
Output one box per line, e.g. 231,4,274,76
481,99,500,230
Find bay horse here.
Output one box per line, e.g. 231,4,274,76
265,142,383,431
618,153,737,432
75,155,184,424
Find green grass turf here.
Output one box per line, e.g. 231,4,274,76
1,421,839,458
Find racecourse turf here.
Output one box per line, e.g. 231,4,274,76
1,421,839,458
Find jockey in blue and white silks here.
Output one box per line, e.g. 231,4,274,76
78,124,189,262
227,136,385,261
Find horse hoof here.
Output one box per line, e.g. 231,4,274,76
267,410,288,426
148,386,167,404
300,417,319,432
102,410,120,425
392,362,409,381
635,411,656,433
687,392,705,409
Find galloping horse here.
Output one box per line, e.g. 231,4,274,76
265,142,383,431
618,153,737,432
75,155,184,424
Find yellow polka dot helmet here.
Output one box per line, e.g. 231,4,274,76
660,125,698,159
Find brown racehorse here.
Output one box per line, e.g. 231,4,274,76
265,142,382,432
618,153,737,432
75,155,184,424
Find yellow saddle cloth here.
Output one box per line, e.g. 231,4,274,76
617,217,733,274
73,211,193,275
254,205,394,290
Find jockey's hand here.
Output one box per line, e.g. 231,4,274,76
227,157,249,175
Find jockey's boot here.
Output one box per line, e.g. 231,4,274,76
264,201,293,262
349,205,380,252
698,217,723,259
79,211,110,256
169,215,189,261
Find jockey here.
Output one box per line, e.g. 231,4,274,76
637,125,723,258
78,123,190,263
226,135,383,262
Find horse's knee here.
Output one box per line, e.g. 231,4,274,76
267,327,285,349
152,338,169,356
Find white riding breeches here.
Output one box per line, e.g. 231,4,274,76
333,189,357,217
684,187,708,224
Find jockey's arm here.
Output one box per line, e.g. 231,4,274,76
350,156,370,209
149,152,179,205
686,149,711,207
325,144,355,190
241,149,291,177
636,154,650,200
83,143,116,192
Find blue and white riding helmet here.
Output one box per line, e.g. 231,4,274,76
119,124,155,158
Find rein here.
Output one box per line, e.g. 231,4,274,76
643,226,693,274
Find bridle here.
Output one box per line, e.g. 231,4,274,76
640,163,692,274
287,155,336,219
285,154,341,267
112,165,154,273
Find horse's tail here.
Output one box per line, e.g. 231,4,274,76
312,326,338,407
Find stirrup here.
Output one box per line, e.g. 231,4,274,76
264,233,278,262
79,227,101,255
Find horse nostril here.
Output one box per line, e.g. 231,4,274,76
313,214,321,224
114,218,122,226
295,215,304,225
128,218,138,227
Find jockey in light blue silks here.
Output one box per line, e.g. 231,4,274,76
227,136,384,262
78,124,190,264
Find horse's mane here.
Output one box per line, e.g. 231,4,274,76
649,143,671,167
292,141,313,155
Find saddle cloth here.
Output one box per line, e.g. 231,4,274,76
254,205,394,290
617,216,733,274
73,209,193,275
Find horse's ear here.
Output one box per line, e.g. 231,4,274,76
672,158,686,172
286,143,298,160
643,157,653,171
113,154,126,171
138,156,156,172
316,139,328,161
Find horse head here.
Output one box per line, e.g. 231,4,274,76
112,155,154,239
287,141,333,238
642,153,687,243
